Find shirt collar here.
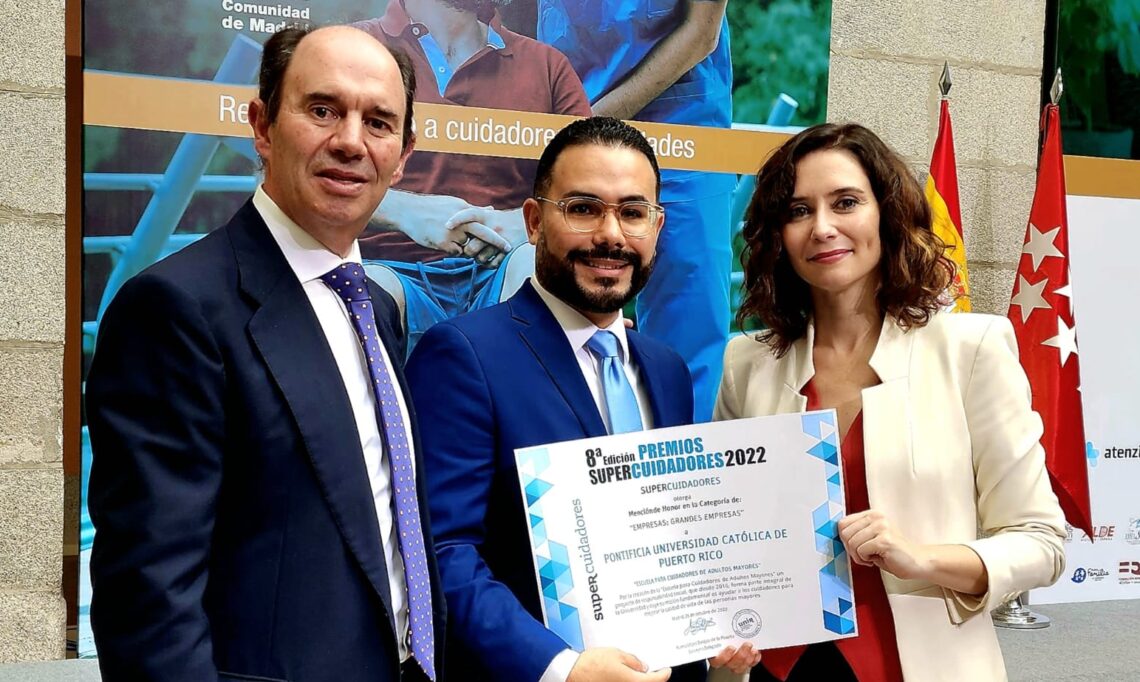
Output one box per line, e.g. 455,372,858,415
253,186,363,284
378,0,413,38
530,277,631,362
487,24,506,49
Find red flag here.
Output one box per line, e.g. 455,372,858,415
1006,103,1092,538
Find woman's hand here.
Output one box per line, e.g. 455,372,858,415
708,642,761,674
838,509,989,594
838,509,929,580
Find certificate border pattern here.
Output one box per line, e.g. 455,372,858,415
802,412,856,636
517,446,585,650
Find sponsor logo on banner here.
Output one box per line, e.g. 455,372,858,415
1064,523,1116,543
1125,518,1140,545
1101,444,1140,462
1086,525,1116,542
1118,561,1140,585
1070,567,1110,584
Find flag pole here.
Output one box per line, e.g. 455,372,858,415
992,593,1051,629
992,67,1065,631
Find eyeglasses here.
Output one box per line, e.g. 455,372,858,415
536,196,663,239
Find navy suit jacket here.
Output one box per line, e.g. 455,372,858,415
86,201,446,682
405,281,704,682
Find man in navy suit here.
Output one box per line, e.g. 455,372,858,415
405,117,705,682
85,25,445,681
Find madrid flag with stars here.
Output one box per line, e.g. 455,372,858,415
1006,103,1092,538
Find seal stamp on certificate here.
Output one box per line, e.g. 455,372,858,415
732,609,762,637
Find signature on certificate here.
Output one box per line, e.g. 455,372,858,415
683,616,716,635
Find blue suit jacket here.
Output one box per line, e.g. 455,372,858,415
405,281,704,682
86,201,446,682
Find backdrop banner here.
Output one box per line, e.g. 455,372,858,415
1034,192,1140,604
78,0,834,657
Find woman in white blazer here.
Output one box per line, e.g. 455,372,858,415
708,123,1065,682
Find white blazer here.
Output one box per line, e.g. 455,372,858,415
713,313,1066,682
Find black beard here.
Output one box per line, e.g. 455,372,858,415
534,237,654,315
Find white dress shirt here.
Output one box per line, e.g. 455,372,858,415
531,277,653,682
254,187,413,660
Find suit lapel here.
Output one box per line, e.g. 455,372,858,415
626,335,672,428
777,324,815,413
367,279,407,363
511,281,608,438
862,319,916,509
228,203,397,625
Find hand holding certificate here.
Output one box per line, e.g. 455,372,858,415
515,411,858,670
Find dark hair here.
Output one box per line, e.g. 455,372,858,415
737,122,954,356
259,25,417,151
259,26,313,125
533,116,661,197
389,47,417,151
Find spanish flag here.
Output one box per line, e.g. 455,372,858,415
925,99,971,311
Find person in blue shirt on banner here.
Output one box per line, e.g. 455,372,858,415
538,0,735,422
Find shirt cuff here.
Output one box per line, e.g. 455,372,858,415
539,649,580,682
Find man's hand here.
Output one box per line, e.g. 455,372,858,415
370,190,476,252
567,648,672,682
444,205,526,268
708,642,761,674
370,190,522,267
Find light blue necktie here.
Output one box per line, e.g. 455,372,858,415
586,330,643,434
320,263,436,681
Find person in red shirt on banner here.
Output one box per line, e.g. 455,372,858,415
353,0,592,354
708,123,1066,682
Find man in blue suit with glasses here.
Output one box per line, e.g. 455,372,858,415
406,117,707,682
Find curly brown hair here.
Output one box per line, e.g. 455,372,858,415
737,122,955,356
